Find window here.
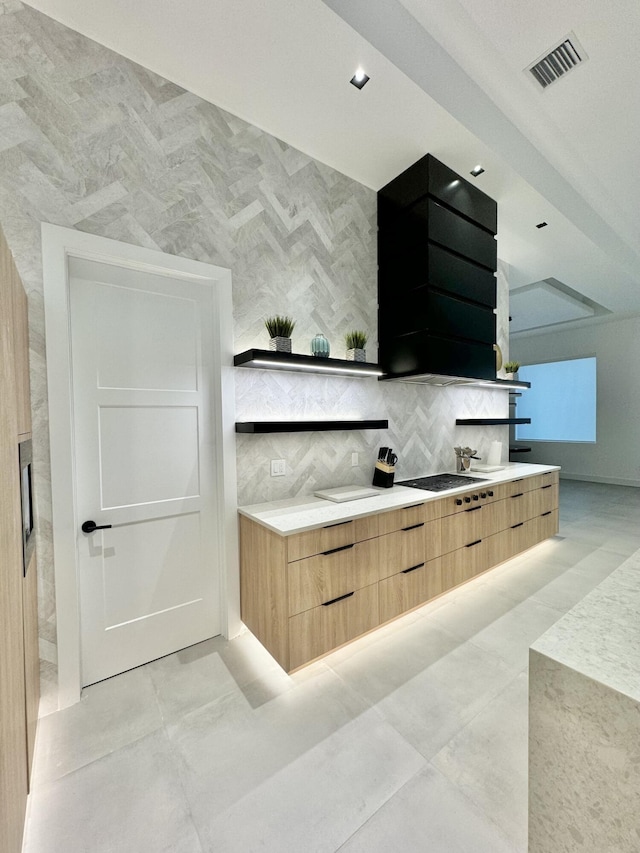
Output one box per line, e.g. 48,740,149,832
516,357,596,443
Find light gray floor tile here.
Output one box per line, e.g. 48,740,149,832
338,764,516,853
327,617,462,706
167,667,372,822
24,730,203,853
468,597,564,670
371,641,517,760
147,630,286,722
431,671,529,850
199,710,426,853
32,664,163,786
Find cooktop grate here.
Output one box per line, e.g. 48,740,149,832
396,473,489,492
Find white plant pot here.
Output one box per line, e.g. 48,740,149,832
346,348,366,362
269,336,292,353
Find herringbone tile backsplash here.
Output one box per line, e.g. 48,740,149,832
0,2,509,663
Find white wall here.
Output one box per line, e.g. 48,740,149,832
512,315,640,487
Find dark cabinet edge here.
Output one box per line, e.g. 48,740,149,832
234,349,384,377
456,417,532,425
236,419,389,434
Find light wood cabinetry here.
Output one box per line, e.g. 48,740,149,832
0,221,40,853
240,470,560,671
0,225,39,853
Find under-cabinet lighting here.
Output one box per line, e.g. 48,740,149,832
252,359,383,376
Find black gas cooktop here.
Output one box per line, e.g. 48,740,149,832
396,473,489,492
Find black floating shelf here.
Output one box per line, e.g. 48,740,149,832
234,349,384,377
510,446,532,454
236,419,389,434
456,417,531,426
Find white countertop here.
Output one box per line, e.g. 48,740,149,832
531,546,640,702
238,462,560,536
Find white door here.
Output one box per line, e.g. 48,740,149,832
69,257,220,686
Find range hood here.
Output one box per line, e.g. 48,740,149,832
378,154,502,386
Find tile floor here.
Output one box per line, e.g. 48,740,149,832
24,481,640,852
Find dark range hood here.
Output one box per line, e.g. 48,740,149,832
378,154,506,387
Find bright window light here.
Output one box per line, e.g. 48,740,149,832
516,356,596,443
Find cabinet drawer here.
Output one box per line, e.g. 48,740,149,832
440,485,501,517
531,509,559,543
441,502,499,554
379,557,443,623
287,517,380,562
524,484,559,520
441,538,490,590
527,471,559,493
288,539,379,616
378,519,441,580
378,500,440,535
288,583,379,670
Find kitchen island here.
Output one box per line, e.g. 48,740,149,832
239,463,560,671
529,545,640,853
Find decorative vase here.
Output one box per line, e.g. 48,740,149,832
505,372,514,380
311,333,330,357
269,336,291,353
346,347,366,362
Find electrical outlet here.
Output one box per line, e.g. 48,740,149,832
351,452,359,467
270,459,285,477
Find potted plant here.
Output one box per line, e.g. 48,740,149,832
504,360,520,380
265,315,295,353
345,330,368,362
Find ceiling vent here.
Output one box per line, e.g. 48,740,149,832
526,33,587,89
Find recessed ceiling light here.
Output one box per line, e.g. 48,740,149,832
350,67,370,89
536,221,548,229
470,165,485,177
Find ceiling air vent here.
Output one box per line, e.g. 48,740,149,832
526,33,587,89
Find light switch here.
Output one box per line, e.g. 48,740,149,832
270,459,286,477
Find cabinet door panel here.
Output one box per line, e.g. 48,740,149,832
288,540,379,616
441,539,489,590
287,520,355,563
288,583,379,670
379,557,443,623
378,503,433,536
378,523,425,581
441,503,499,553
529,484,559,517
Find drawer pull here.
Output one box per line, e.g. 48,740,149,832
322,591,355,607
405,503,424,510
541,511,552,517
322,543,355,556
541,484,552,490
402,562,425,574
323,520,353,529
401,522,424,531
464,505,482,513
466,539,482,548
513,478,523,482
511,493,524,499
511,522,524,529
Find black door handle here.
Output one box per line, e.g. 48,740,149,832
82,520,112,534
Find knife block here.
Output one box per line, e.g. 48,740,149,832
372,461,395,488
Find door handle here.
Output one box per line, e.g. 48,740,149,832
81,520,112,534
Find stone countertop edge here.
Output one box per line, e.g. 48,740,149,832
238,462,560,536
530,545,640,703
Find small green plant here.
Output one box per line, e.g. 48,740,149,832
345,330,368,350
265,315,295,338
504,361,520,373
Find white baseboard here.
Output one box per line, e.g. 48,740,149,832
559,472,640,488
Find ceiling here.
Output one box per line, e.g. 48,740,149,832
22,0,640,331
